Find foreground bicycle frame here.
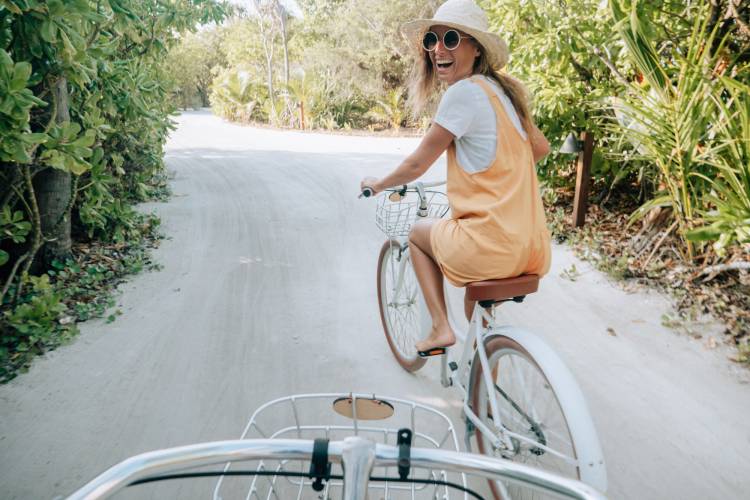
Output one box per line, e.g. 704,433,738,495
67,436,606,500
376,181,607,493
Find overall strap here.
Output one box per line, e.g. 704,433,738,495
470,75,529,144
470,76,502,107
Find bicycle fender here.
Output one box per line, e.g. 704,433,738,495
469,326,608,492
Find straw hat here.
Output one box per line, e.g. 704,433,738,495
401,0,509,70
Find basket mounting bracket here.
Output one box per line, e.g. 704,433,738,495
397,428,413,480
309,438,332,491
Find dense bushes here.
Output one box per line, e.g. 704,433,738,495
199,1,440,130
0,0,228,380
483,0,748,248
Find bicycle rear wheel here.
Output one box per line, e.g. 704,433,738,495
471,334,581,500
377,239,426,372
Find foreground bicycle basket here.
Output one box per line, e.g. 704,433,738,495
213,393,467,499
67,393,606,500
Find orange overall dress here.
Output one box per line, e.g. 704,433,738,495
430,77,552,287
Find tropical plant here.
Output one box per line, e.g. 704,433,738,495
0,207,31,267
1,0,229,379
165,27,228,109
211,66,269,122
608,0,729,259
368,89,406,129
688,79,750,254
482,0,626,184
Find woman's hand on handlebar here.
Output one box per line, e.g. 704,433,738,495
360,176,382,197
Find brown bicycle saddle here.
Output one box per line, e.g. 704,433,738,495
465,274,540,303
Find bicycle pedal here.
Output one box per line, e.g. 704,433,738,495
448,361,458,372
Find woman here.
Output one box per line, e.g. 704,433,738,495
360,0,552,357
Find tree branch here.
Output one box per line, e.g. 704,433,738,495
592,46,630,86
13,165,44,303
0,253,28,306
699,261,750,282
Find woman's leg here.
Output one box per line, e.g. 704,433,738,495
408,220,455,351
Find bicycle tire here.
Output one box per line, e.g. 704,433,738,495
470,334,581,500
376,239,426,372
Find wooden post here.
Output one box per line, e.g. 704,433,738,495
572,131,594,228
299,101,305,130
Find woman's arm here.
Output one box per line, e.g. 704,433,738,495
529,123,550,163
361,123,454,194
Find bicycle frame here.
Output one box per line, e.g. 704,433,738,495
381,182,578,467
389,240,535,458
375,181,607,493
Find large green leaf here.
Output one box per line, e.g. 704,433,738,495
10,61,32,91
40,20,58,44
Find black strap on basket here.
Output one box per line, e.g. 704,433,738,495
397,428,412,480
309,438,332,491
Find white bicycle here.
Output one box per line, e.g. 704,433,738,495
67,393,607,499
362,181,608,499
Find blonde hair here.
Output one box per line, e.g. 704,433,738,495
407,42,533,132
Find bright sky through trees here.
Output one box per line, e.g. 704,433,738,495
229,0,303,18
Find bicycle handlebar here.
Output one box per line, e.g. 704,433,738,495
359,180,446,199
67,437,607,500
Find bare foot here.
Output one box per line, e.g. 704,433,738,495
415,325,456,353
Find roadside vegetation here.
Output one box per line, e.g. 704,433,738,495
169,0,749,361
0,0,229,381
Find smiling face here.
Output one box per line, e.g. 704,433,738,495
427,25,480,85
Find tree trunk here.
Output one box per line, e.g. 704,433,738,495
36,77,72,267
254,0,277,119
278,3,289,86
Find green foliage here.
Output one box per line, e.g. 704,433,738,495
211,65,270,121
1,0,229,380
0,49,47,163
0,206,31,266
39,121,96,175
609,1,732,258
481,0,624,184
193,0,438,128
164,27,227,109
3,275,66,338
0,215,162,382
368,89,406,129
480,0,748,258
0,274,77,381
687,80,750,253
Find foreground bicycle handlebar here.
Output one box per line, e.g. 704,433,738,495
67,437,606,500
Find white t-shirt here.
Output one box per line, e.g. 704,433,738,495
434,75,528,174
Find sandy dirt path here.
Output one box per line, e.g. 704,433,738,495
0,110,748,499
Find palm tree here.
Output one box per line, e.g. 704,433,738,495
367,89,405,129
609,0,729,260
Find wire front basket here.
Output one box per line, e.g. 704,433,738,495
375,191,450,238
213,393,467,500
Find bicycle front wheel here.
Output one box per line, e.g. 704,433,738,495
376,239,426,372
471,334,581,500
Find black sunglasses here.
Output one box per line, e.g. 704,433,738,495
422,29,473,51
